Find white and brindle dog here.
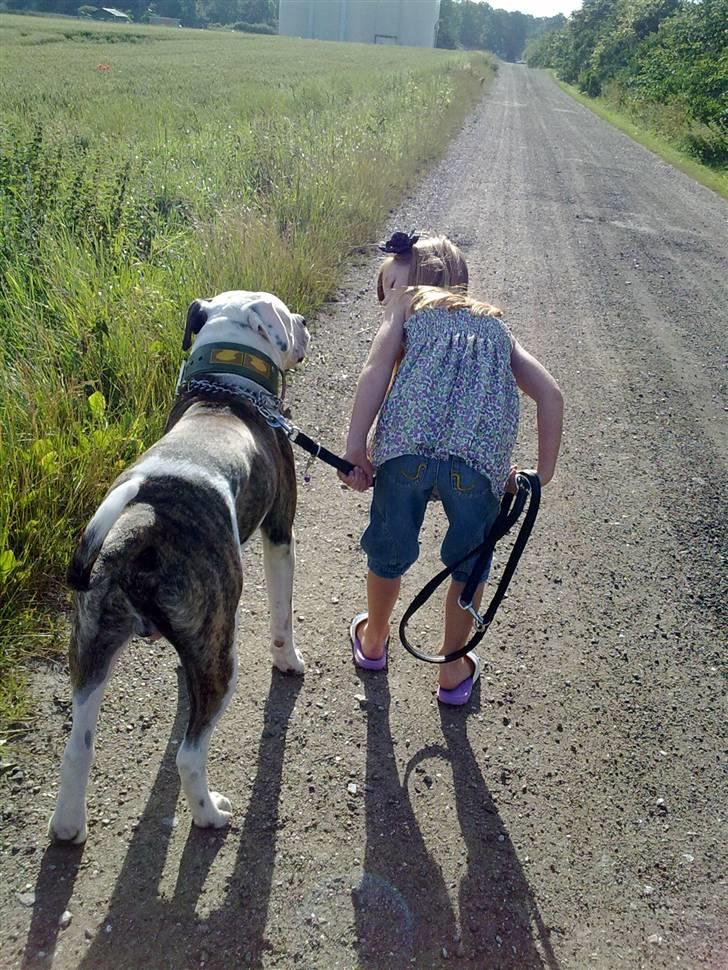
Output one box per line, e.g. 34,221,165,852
49,291,310,843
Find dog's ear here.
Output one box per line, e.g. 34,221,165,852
182,299,209,351
249,300,290,354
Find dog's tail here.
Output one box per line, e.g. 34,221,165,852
67,477,144,591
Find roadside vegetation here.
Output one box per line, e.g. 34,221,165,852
526,0,727,176
552,78,728,198
0,13,494,731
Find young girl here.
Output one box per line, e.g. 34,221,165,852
341,261,563,706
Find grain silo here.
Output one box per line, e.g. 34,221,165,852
279,0,441,48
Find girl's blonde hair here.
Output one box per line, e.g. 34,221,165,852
377,234,469,302
408,285,502,318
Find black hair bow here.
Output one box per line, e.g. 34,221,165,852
378,230,420,255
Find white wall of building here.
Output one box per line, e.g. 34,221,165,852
279,0,441,48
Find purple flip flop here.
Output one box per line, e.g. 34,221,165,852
436,652,481,706
349,612,388,671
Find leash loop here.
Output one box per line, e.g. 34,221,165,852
399,471,541,664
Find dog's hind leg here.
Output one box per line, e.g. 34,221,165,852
49,588,132,844
174,616,239,829
262,530,304,674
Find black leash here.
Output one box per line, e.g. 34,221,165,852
177,377,355,476
287,428,354,476
399,471,541,664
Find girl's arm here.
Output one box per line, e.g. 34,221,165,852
510,341,564,487
341,292,408,488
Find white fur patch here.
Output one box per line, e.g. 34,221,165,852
262,532,304,673
177,636,239,828
85,477,143,553
49,648,127,844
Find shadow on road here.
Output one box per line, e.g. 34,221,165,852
437,704,559,968
352,669,560,968
353,674,457,968
20,843,85,970
199,670,302,968
21,666,190,970
22,664,557,969
19,667,303,970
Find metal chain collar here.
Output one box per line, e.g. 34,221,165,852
177,377,349,483
178,378,294,435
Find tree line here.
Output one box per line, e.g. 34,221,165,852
526,0,727,165
437,0,565,61
4,0,562,60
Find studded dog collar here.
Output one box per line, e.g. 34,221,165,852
179,342,283,397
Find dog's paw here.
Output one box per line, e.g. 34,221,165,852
271,641,305,674
192,792,232,829
48,812,88,845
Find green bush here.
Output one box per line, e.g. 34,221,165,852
231,21,276,34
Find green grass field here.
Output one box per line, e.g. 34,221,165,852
0,13,493,731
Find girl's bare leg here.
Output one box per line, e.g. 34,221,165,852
356,571,401,660
437,580,484,690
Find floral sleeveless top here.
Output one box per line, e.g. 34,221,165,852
371,307,519,496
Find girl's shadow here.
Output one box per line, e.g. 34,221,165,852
355,671,559,967
353,674,458,968
411,705,561,968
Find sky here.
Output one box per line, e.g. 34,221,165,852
490,0,582,16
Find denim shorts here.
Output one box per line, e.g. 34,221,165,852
361,455,501,582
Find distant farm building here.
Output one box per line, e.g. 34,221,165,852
148,14,181,26
278,0,441,48
91,7,131,21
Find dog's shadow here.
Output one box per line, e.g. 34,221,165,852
20,844,85,970
21,668,188,969
21,666,301,970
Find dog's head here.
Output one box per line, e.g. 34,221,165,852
182,290,310,371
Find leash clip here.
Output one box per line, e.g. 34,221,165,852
255,395,289,431
457,597,487,631
258,402,282,426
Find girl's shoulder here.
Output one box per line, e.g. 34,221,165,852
406,305,512,342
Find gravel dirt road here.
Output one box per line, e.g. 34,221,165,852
2,63,726,970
